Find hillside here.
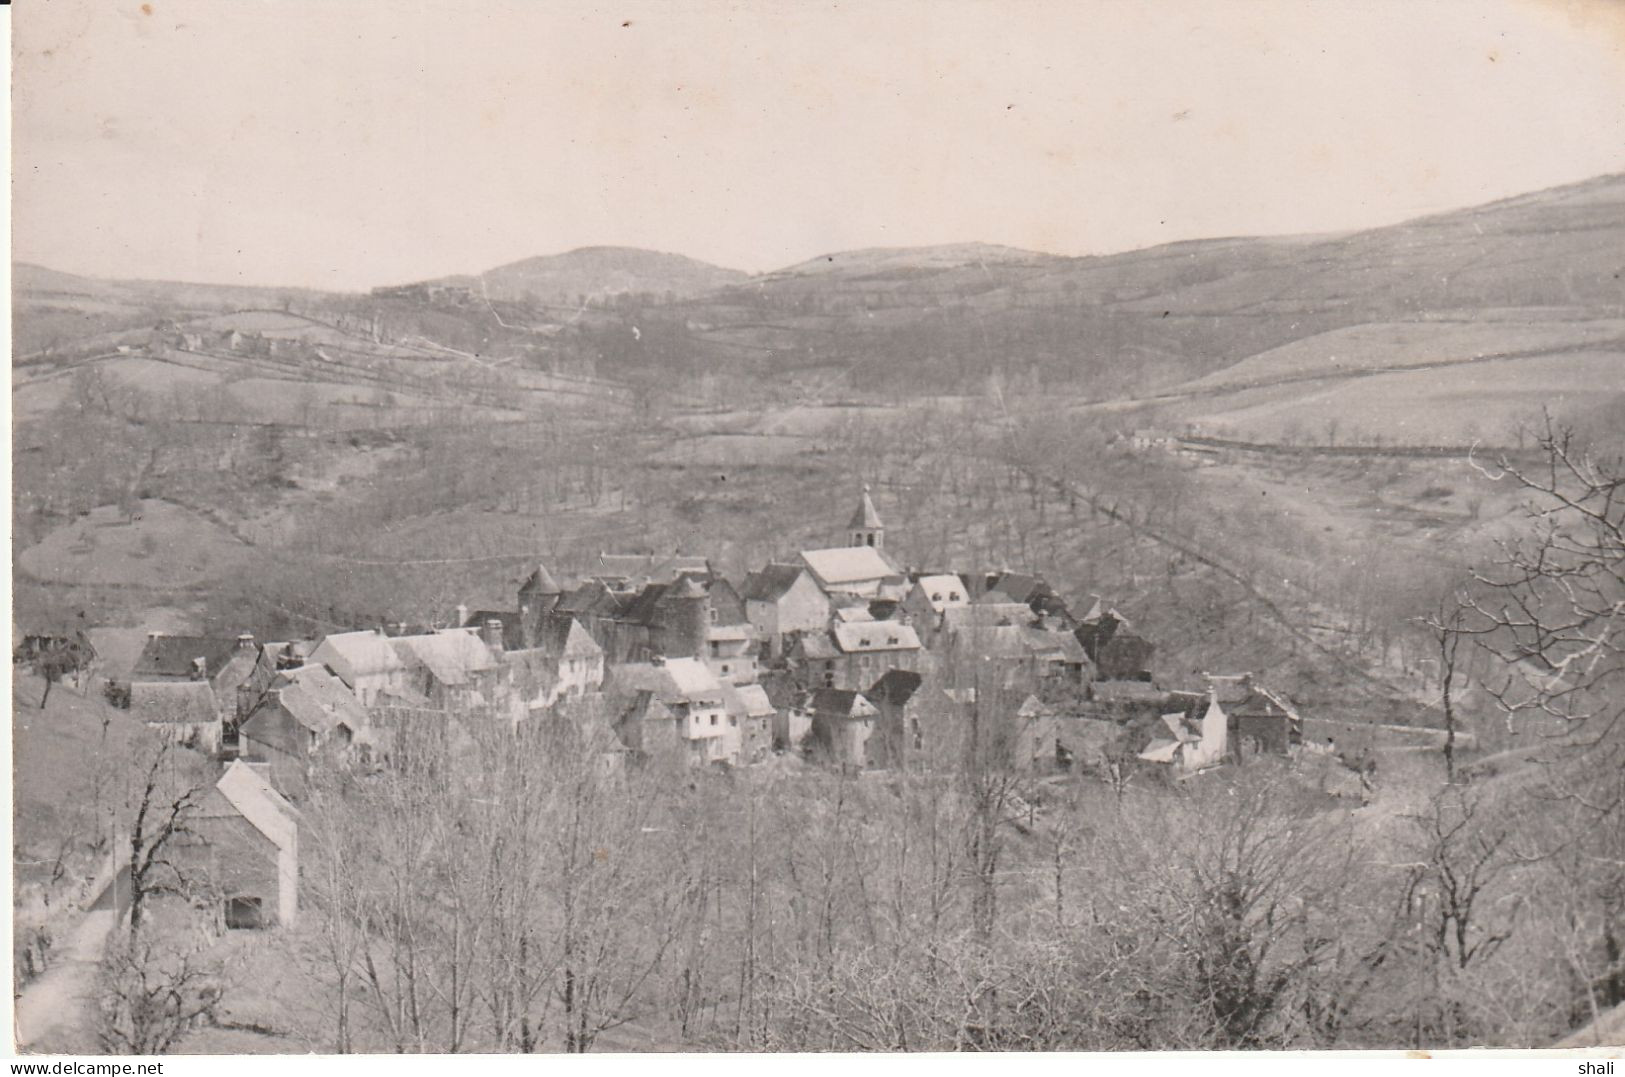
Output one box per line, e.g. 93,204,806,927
647,172,1625,401
770,242,1055,278
464,245,747,303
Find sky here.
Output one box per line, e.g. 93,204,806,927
12,0,1625,291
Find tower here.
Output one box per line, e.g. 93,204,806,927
662,575,711,660
848,485,885,550
518,563,563,649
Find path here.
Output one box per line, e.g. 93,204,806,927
14,905,121,1053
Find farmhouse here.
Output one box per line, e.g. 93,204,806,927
609,657,736,766
805,687,880,768
741,563,830,658
187,761,300,930
308,629,409,706
239,663,376,796
130,680,223,752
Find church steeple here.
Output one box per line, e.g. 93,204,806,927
848,485,885,550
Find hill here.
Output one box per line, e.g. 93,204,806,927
770,242,1055,278
648,172,1625,400
462,245,747,303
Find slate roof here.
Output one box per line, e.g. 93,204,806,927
610,657,724,704
986,573,1046,605
1091,680,1167,703
463,610,524,649
520,563,562,595
809,688,878,719
254,664,368,737
848,487,884,530
914,574,969,613
593,553,711,587
942,604,1035,633
130,635,244,681
538,616,604,660
833,622,922,654
391,629,498,688
311,630,407,681
130,679,220,724
198,761,297,854
792,633,841,661
866,669,924,707
722,682,776,719
800,546,899,587
554,580,621,617
741,563,809,603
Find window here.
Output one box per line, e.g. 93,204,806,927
729,715,737,727
710,713,718,726
866,534,874,547
225,896,264,930
721,664,730,674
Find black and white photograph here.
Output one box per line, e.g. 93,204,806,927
7,0,1625,1058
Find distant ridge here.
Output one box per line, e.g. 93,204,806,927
454,246,748,303
769,242,1055,278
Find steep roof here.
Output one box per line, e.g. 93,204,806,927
741,563,809,603
617,583,671,627
914,574,969,613
848,487,884,530
593,553,711,587
1092,680,1166,703
201,761,297,855
731,683,776,717
538,616,604,661
253,664,368,737
130,679,219,724
610,657,724,704
986,572,1046,605
521,563,562,595
800,546,899,587
464,610,524,650
942,603,1035,633
391,629,498,688
311,630,407,681
792,633,841,661
809,688,878,719
866,668,924,706
130,635,243,681
554,580,619,617
722,681,776,719
833,621,921,654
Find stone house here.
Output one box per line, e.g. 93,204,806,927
185,761,299,930
238,664,376,797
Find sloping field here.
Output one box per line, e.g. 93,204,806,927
1183,317,1625,392
1183,351,1625,445
18,499,254,588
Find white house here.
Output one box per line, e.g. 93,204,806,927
308,630,409,706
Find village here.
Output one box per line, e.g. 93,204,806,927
30,485,1379,936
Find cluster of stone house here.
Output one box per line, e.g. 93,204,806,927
110,486,1330,931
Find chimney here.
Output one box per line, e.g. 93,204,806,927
190,656,207,680
481,618,505,651
454,603,469,627
236,633,256,652
147,630,165,641
650,655,666,667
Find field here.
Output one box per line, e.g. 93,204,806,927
17,499,255,589
1179,350,1624,445
1178,317,1625,392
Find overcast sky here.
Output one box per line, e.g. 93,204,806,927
12,0,1625,291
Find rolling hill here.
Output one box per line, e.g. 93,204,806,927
457,245,747,303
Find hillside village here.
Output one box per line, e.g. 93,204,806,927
38,486,1386,936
